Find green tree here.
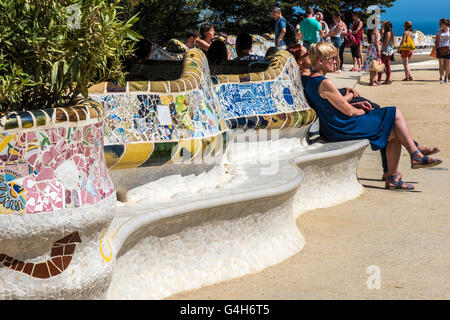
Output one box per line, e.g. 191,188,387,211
201,0,301,35
120,0,205,45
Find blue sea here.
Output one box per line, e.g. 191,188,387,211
387,20,440,36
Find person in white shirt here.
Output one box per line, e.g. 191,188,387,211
436,18,450,84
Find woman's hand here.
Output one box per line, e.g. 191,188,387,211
351,101,373,113
346,87,360,98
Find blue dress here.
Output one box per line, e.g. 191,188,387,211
303,75,396,151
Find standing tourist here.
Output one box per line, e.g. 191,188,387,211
436,18,450,84
362,26,382,86
272,6,287,48
316,12,329,42
377,21,395,84
398,21,415,81
197,23,215,54
300,7,324,51
350,11,364,71
326,13,347,72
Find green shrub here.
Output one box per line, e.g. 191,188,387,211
0,0,141,112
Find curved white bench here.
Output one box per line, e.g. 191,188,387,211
103,138,368,299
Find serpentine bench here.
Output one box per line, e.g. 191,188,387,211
0,47,368,300
88,49,369,299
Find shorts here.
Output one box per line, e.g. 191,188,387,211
400,50,413,58
330,37,342,49
351,43,361,58
437,49,450,59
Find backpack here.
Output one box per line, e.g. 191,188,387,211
344,31,356,47
284,20,297,46
400,33,416,51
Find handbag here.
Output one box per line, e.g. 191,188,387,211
430,46,437,58
399,34,415,51
437,46,450,56
344,31,356,47
370,59,385,72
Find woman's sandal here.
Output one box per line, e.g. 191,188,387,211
418,146,440,156
410,150,443,169
385,174,414,191
382,172,402,182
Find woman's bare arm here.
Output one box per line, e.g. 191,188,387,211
382,31,391,51
318,79,365,117
197,39,210,51
327,23,343,37
397,32,407,52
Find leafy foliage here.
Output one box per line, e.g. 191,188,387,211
201,0,299,36
119,0,205,45
120,0,396,45
0,0,140,112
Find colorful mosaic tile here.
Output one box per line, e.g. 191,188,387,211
213,50,315,129
0,232,81,279
90,49,230,170
0,105,114,216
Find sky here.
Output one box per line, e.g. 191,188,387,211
381,0,449,24
381,0,448,35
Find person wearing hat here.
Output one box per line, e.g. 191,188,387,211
398,21,415,81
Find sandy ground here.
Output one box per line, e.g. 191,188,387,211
168,68,450,300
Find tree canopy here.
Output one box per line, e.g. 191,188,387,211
123,0,397,45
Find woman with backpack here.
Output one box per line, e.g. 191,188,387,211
398,21,415,81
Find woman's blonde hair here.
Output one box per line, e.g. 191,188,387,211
309,42,338,67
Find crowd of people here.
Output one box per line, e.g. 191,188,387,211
132,7,446,190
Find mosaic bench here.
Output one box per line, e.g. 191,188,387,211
102,139,369,299
212,50,316,135
89,49,230,199
0,100,116,299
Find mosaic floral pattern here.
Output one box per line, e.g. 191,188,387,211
0,121,114,215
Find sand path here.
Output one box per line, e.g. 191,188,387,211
168,66,450,300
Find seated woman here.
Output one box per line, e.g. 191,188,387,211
197,23,215,54
288,42,440,181
301,42,442,190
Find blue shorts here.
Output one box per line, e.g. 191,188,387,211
437,53,450,59
330,37,342,49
